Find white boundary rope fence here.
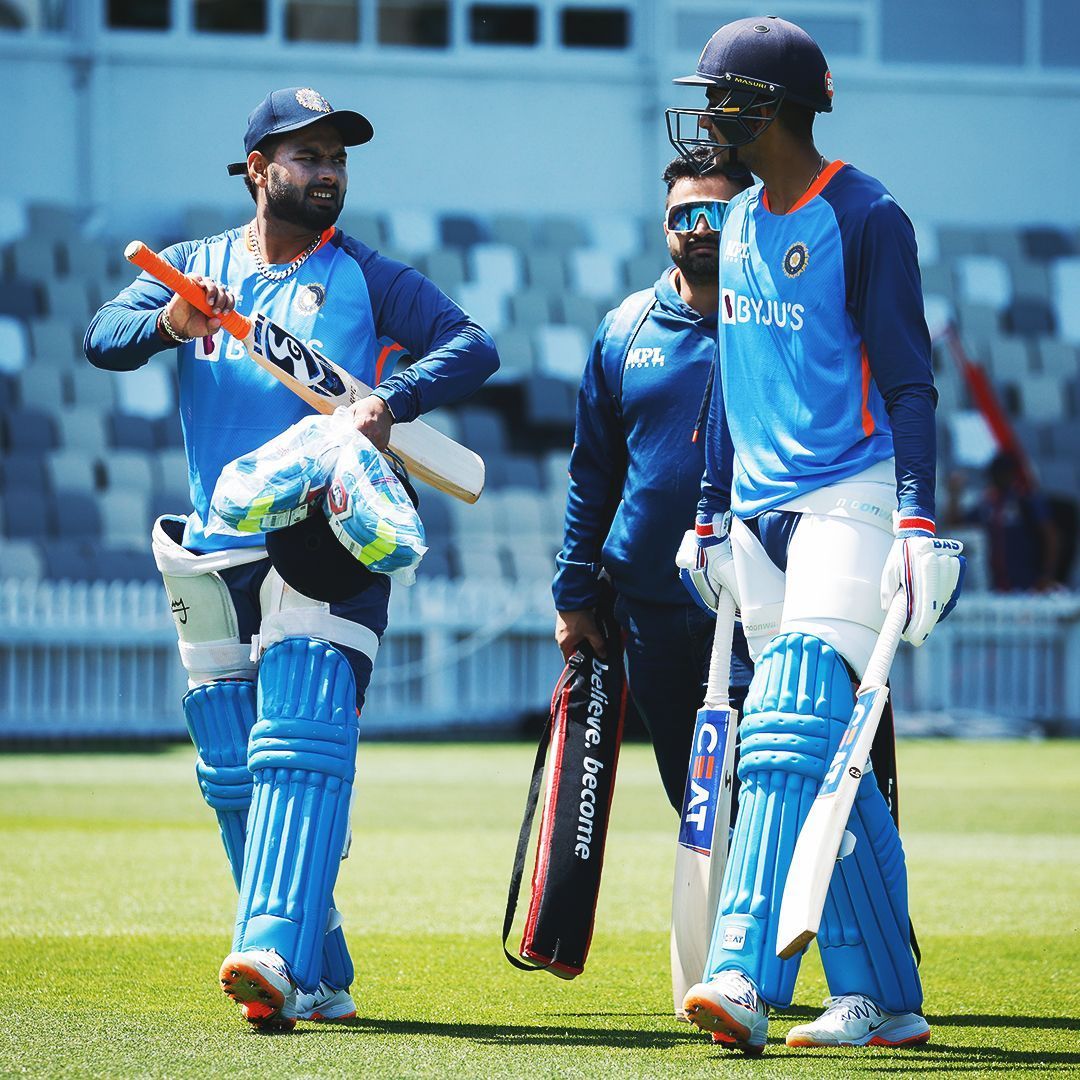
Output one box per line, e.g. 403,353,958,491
1,580,1078,739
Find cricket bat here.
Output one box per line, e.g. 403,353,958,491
124,241,485,504
775,590,908,960
670,590,738,1019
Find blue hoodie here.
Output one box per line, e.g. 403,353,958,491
554,267,719,609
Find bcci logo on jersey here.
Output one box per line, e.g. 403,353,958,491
721,289,805,331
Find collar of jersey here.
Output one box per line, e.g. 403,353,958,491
761,159,846,216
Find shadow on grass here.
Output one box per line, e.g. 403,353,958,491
929,1012,1080,1031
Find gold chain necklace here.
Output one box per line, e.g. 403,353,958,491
248,222,321,282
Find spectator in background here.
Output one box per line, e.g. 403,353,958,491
950,452,1060,591
552,149,753,811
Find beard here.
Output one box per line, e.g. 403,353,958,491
265,172,343,231
672,241,719,286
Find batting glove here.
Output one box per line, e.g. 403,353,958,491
880,518,966,647
676,511,740,615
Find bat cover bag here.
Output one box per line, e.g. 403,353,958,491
501,591,627,978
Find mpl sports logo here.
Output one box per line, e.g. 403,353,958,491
721,289,805,331
677,708,734,855
626,346,665,368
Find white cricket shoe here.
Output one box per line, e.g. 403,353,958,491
682,970,769,1056
295,982,357,1022
785,994,931,1048
220,948,297,1032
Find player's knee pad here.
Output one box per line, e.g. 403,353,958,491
706,632,853,1007
152,516,264,686
234,636,358,993
818,772,922,1014
183,678,256,889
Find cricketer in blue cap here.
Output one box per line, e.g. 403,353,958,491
227,86,373,176
666,14,964,1057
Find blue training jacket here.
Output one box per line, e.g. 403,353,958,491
700,162,937,528
554,267,721,609
85,226,498,551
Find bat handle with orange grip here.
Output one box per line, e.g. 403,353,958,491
124,241,252,339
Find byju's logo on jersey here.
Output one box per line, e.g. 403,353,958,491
721,289,805,331
782,241,810,278
626,346,665,368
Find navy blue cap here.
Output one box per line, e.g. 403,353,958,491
227,87,374,176
674,16,833,113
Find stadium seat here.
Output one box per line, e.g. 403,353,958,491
102,449,155,492
17,366,65,409
43,279,92,322
0,198,27,248
111,364,173,419
1003,298,1055,337
936,225,984,257
585,213,645,260
505,548,554,584
0,538,43,581
524,375,576,426
109,412,156,451
150,489,189,522
498,490,546,535
1021,227,1074,261
99,490,151,548
2,485,54,539
624,253,668,291
1051,258,1080,344
0,373,15,410
0,280,42,318
458,406,508,453
560,294,606,339
5,406,58,452
523,251,566,293
6,237,58,281
979,228,1026,261
455,542,507,581
449,490,498,538
47,448,99,496
155,412,184,449
416,407,462,443
440,214,489,249
1047,424,1080,460
491,328,535,380
421,249,466,294
417,488,453,542
0,315,29,373
384,209,438,255
919,263,955,301
509,289,554,331
1037,339,1079,378
154,448,190,499
41,539,97,582
65,491,103,539
28,318,80,365
1018,375,1067,423
337,211,384,246
468,243,524,295
489,214,533,250
455,282,508,336
536,216,584,252
986,337,1031,380
1037,460,1079,496
955,302,1000,343
56,407,109,453
94,545,159,583
26,202,80,239
69,366,116,410
59,238,110,280
1010,261,1052,301
535,324,589,382
955,255,1011,308
568,249,624,302
0,452,48,493
418,547,453,580
910,220,939,265
488,454,542,490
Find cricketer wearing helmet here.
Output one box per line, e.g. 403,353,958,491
85,87,498,1030
668,17,965,1054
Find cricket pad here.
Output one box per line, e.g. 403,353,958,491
501,591,626,978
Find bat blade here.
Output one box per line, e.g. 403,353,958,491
124,240,485,503
670,591,737,1018
775,593,907,960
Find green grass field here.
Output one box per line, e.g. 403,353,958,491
2,740,1078,1078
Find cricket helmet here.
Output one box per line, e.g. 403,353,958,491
667,16,832,167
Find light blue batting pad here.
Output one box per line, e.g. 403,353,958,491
234,637,358,993
704,633,853,1006
184,679,257,890
819,770,922,1013
184,676,354,990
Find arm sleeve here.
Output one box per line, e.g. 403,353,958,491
552,319,627,611
846,197,938,522
697,359,733,522
344,242,499,421
83,241,200,371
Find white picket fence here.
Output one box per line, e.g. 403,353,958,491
1,579,1078,739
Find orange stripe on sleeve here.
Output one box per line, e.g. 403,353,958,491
860,343,876,437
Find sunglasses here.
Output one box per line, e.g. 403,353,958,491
665,199,728,234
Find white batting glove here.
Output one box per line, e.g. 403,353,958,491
880,527,966,647
676,511,740,615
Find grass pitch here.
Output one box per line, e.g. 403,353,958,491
1,739,1077,1078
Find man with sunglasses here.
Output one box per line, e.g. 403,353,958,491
667,16,965,1055
553,150,753,812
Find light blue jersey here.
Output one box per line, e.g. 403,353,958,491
701,162,937,527
86,226,498,552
